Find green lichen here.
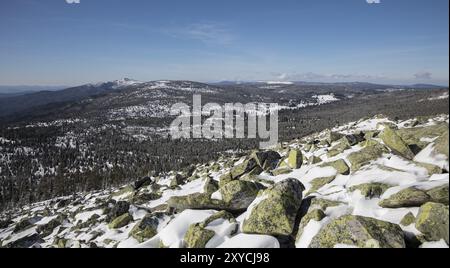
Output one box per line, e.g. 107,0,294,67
426,184,449,205
347,143,387,171
378,187,431,208
400,212,416,226
379,126,415,160
434,130,449,158
286,149,303,169
296,209,326,241
167,193,229,212
349,183,391,198
219,173,235,188
415,162,443,175
309,198,344,211
242,179,304,236
184,224,216,248
270,167,293,176
108,213,133,229
306,176,336,196
129,214,160,243
309,215,405,248
415,202,449,244
320,159,350,175
396,123,448,150
203,177,219,194
220,180,264,210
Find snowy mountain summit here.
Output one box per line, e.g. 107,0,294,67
0,114,448,248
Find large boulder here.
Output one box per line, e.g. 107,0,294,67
379,126,415,160
414,130,449,171
13,218,34,233
309,198,344,211
434,130,449,158
133,177,155,190
327,138,351,158
36,216,64,237
400,212,416,226
347,142,388,171
184,224,216,248
343,133,365,146
230,158,261,179
308,156,322,165
306,176,336,196
129,213,163,243
415,202,449,244
107,201,130,222
167,193,229,212
131,192,161,205
280,149,303,169
270,167,293,176
170,174,186,187
295,209,326,241
426,184,449,205
3,233,44,248
324,130,343,144
242,178,304,236
108,213,133,229
378,187,431,208
396,123,449,150
320,159,350,175
220,180,265,210
203,177,219,194
184,211,237,248
415,162,444,175
349,183,391,199
309,215,405,248
218,173,234,188
252,150,281,171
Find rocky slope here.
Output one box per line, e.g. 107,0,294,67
0,114,448,248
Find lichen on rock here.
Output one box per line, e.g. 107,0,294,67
242,178,304,236
415,202,449,244
378,187,431,208
309,215,405,248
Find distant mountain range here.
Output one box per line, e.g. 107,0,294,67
0,79,447,120
212,80,447,89
0,85,66,95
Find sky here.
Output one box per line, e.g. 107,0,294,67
0,0,448,86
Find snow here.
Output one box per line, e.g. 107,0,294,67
74,209,104,223
147,178,206,209
425,92,449,101
205,218,239,248
217,233,280,248
211,190,223,200
1,226,38,246
313,94,339,105
414,143,449,171
1,114,448,249
420,240,449,248
295,220,324,248
137,209,217,248
264,81,294,85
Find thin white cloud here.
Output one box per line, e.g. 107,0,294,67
414,71,432,80
272,72,384,82
366,0,381,4
165,23,234,45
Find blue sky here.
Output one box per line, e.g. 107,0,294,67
0,0,448,86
